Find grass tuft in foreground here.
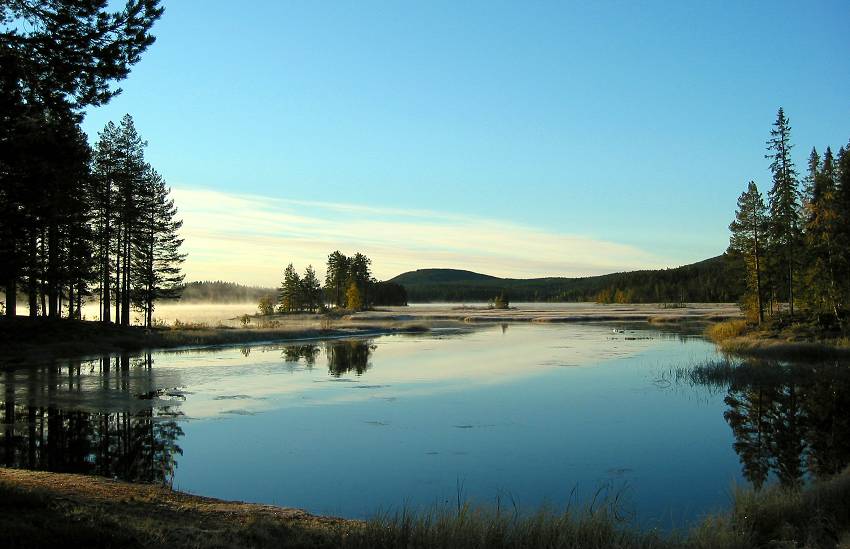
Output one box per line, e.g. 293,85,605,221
3,466,850,548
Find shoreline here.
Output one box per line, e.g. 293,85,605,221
2,466,849,548
706,319,850,359
1,303,741,365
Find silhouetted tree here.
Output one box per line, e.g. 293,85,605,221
729,181,768,323
131,167,185,327
278,263,301,313
325,251,350,308
803,148,840,319
1,0,163,316
765,108,802,316
300,265,323,313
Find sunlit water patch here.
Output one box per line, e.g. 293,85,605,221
3,323,847,528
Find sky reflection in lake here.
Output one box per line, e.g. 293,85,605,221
6,323,844,529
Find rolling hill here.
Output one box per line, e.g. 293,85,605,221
390,255,745,303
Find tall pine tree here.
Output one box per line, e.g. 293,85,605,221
765,108,801,316
729,181,768,323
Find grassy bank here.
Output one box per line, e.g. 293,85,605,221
2,467,850,548
706,318,850,359
0,316,432,366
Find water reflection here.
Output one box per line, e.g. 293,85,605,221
1,354,184,484
0,340,377,483
686,359,850,489
282,344,320,367
326,340,374,377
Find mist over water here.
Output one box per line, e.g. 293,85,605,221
77,302,258,326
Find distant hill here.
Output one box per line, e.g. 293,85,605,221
392,269,500,285
389,255,745,303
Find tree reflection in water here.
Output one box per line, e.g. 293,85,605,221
1,353,183,485
325,340,374,377
690,359,850,489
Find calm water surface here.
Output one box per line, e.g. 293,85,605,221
3,323,847,528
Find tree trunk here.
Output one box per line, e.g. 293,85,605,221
28,233,38,317
121,236,130,326
47,223,58,318
755,247,763,325
788,259,794,317
4,277,16,317
114,224,121,324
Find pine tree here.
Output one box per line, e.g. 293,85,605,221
765,108,802,316
131,168,185,327
348,252,373,308
834,143,850,321
1,1,163,316
729,181,768,323
278,264,301,313
324,251,349,308
92,121,121,322
803,148,840,318
300,265,323,313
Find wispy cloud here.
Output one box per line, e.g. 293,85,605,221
171,186,671,286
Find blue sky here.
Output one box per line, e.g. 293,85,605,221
82,1,850,284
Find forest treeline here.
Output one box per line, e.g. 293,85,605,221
390,255,744,303
727,108,850,329
0,1,185,327
268,251,407,314
180,282,273,304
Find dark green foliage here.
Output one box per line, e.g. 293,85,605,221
0,1,163,109
391,256,743,303
131,167,186,326
765,107,802,315
726,109,850,331
91,115,184,326
1,1,163,319
369,281,408,306
728,181,768,322
278,263,302,313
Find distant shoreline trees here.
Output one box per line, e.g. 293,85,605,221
270,251,407,314
728,108,849,329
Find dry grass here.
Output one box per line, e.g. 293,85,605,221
3,467,850,549
705,319,749,342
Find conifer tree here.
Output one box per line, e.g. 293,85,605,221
300,265,323,313
348,252,373,308
278,264,301,313
1,1,163,316
324,251,349,307
729,181,768,323
834,143,850,319
765,108,801,316
131,168,185,327
803,148,840,318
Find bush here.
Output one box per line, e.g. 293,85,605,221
257,295,275,316
706,319,749,342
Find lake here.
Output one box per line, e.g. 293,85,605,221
2,322,847,529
